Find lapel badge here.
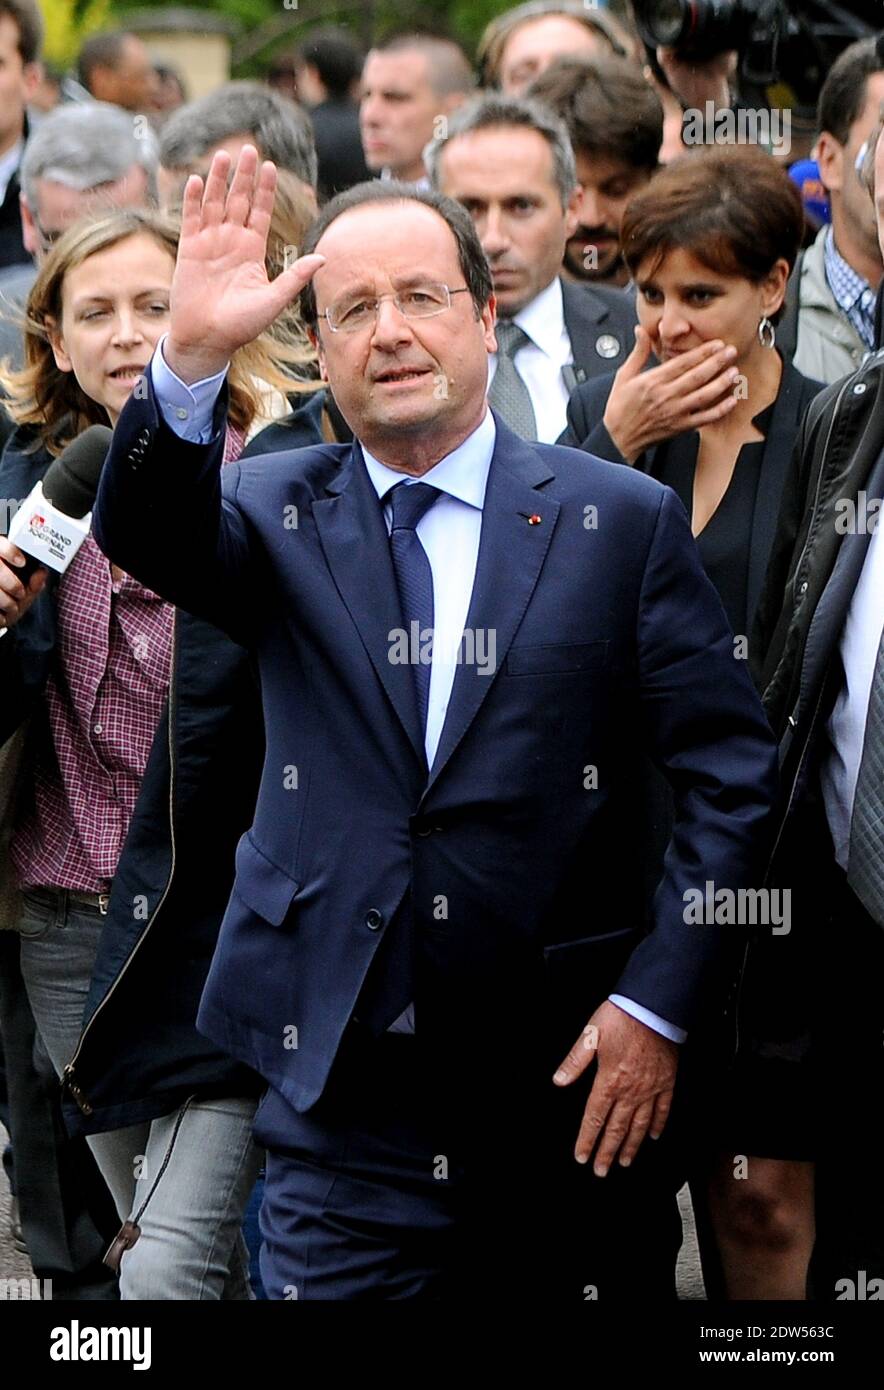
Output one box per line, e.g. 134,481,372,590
518,511,542,526
595,333,621,359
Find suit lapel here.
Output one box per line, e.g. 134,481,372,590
802,443,884,697
311,443,427,768
561,278,632,377
422,418,559,795
746,365,809,626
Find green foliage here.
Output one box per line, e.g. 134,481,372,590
111,0,525,64
37,0,113,67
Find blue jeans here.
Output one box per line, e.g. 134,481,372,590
17,887,261,1300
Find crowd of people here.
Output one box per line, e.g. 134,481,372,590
0,0,882,1303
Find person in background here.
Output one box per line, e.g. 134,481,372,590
29,61,63,115
0,203,320,1299
477,0,634,96
157,81,317,212
752,106,884,1299
296,26,369,200
0,102,158,368
265,53,298,104
0,0,42,272
426,95,636,443
76,30,160,116
786,38,884,383
860,106,884,347
527,55,662,289
151,62,187,124
359,33,473,187
562,148,824,1299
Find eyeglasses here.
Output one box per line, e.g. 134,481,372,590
321,282,471,334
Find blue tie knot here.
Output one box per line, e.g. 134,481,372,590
387,481,440,532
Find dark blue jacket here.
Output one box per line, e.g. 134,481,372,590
0,395,325,1136
93,377,780,1119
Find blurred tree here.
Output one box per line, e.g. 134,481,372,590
112,0,524,66
38,0,113,68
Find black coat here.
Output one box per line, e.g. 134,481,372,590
309,98,370,200
0,162,29,274
756,349,884,811
0,396,325,1136
560,357,824,635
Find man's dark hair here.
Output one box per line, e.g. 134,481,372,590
299,26,364,99
818,37,884,145
371,32,474,98
0,0,43,66
528,55,663,173
159,81,318,188
299,180,493,330
77,31,131,90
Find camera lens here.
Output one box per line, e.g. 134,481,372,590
634,0,745,61
644,0,689,46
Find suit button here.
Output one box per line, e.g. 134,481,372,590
365,908,383,931
416,824,432,837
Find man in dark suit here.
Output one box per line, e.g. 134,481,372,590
91,149,777,1300
753,122,884,1295
294,26,370,200
425,94,636,441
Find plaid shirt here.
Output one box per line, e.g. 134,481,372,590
11,423,246,893
824,227,877,351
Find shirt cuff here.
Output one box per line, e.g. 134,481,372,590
608,994,687,1044
150,333,229,442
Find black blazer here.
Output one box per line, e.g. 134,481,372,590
0,115,30,275
560,357,824,633
559,278,636,390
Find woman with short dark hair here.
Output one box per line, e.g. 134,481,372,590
561,146,824,1301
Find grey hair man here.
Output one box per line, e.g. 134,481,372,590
425,94,636,442
157,80,317,210
18,100,158,261
0,102,157,370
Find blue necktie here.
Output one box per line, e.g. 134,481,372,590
387,481,439,734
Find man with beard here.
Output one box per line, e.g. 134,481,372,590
529,55,663,290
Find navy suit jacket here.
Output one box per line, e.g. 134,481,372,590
94,378,778,1114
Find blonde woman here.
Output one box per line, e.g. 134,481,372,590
0,207,322,1299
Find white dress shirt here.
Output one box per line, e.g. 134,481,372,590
488,277,573,444
148,337,684,1042
361,423,492,769
821,515,884,868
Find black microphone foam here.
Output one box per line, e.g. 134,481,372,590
42,425,113,518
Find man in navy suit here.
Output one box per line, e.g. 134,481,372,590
92,148,778,1300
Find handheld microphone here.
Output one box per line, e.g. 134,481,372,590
6,425,113,583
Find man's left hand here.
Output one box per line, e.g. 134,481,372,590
553,1000,679,1175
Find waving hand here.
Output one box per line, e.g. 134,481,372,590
165,144,325,383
